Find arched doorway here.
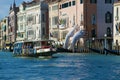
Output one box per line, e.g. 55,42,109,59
106,27,112,49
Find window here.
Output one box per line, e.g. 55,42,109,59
34,16,36,24
116,7,119,19
20,24,23,30
90,0,97,3
105,12,112,23
62,31,68,39
91,29,96,37
52,16,58,25
3,35,6,41
81,14,83,21
105,0,112,4
91,14,96,25
42,27,45,35
107,27,111,37
3,25,6,32
69,2,71,6
115,8,119,21
62,3,69,8
17,33,23,38
80,0,83,4
42,14,45,22
116,40,118,46
27,30,34,36
27,15,34,24
19,16,23,21
72,1,75,5
60,5,62,9
59,18,67,28
21,34,23,38
52,31,58,38
80,14,83,25
52,5,58,10
73,15,75,25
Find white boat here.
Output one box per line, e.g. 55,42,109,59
13,40,57,57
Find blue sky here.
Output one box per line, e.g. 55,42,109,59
0,0,31,20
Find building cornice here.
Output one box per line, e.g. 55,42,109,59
114,2,120,6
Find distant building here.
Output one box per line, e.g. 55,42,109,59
17,0,49,41
97,0,118,49
47,0,59,42
0,17,9,50
113,1,120,47
47,0,97,49
8,1,19,44
16,2,26,41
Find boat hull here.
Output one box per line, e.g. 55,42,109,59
13,51,57,58
104,48,120,55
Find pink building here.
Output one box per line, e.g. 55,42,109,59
47,0,97,50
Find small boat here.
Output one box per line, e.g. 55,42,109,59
13,40,57,57
89,48,101,53
56,48,72,53
104,48,120,55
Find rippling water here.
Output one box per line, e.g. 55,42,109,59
0,51,120,80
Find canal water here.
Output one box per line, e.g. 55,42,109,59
0,51,120,80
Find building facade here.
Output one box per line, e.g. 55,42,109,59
97,0,118,38
47,0,97,49
8,1,19,45
0,17,9,50
48,1,59,43
21,0,49,41
16,2,26,41
113,1,120,47
97,0,118,49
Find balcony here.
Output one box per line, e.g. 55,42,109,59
17,30,25,33
51,25,58,29
16,37,25,41
59,24,65,29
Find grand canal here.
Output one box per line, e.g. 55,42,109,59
0,51,120,80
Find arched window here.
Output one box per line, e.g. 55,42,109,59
105,12,112,23
107,27,111,37
80,0,83,4
91,14,96,25
91,29,96,37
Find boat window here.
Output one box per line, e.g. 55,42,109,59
34,42,41,47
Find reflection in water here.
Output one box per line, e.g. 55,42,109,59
0,52,120,80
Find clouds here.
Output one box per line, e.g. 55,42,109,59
0,0,31,20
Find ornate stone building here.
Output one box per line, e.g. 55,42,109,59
16,0,49,41
113,1,120,48
8,1,19,46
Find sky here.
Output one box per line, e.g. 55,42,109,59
0,0,31,20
